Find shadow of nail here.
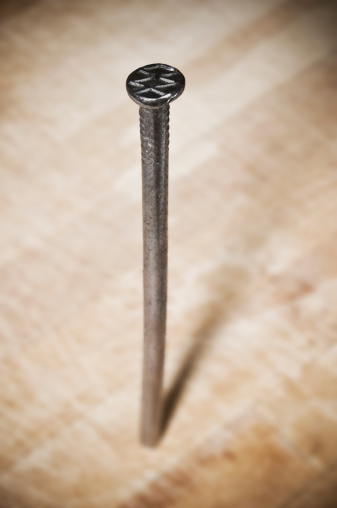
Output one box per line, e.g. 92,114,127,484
160,265,248,439
160,326,209,437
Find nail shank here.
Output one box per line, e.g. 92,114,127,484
140,105,169,446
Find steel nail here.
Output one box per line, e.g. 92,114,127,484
126,63,185,446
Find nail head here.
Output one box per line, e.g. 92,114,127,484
126,63,185,109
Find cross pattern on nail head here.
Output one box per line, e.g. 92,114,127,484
126,63,185,108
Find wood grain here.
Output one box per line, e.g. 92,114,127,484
0,0,336,506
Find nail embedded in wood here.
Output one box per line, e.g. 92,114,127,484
126,63,185,447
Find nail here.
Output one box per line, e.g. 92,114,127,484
126,63,185,446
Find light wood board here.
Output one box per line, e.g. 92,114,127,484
0,0,337,506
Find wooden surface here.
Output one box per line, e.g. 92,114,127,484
0,0,337,506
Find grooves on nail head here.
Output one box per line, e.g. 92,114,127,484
126,63,185,109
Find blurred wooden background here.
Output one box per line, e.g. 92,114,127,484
0,0,337,506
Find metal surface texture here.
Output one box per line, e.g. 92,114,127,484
126,63,185,446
